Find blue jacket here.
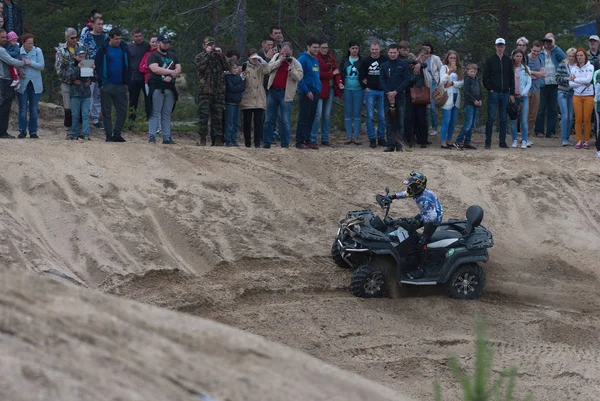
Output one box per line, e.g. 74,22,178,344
225,72,245,104
18,45,45,94
538,45,566,87
379,58,410,99
296,51,321,94
95,41,131,87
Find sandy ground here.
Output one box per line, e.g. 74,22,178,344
1,103,600,400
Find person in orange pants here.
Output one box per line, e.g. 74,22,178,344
569,49,594,149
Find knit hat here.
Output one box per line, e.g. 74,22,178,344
7,31,18,41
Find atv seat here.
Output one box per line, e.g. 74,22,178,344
430,227,463,242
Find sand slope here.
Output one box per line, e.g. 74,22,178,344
1,118,600,400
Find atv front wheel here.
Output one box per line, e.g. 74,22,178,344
446,263,486,300
349,263,388,298
331,238,352,269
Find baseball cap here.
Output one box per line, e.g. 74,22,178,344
203,36,215,45
74,47,86,55
495,38,506,45
590,35,600,42
157,34,171,43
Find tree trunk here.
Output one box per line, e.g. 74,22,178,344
497,1,509,43
234,0,247,58
212,0,219,38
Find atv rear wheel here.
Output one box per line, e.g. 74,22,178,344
445,263,486,300
349,263,388,298
331,238,352,269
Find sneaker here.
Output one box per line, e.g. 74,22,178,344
499,143,509,148
297,143,310,149
511,140,518,148
429,130,438,136
562,141,572,146
10,79,18,87
112,136,127,142
308,142,319,150
17,131,27,139
378,138,387,147
82,136,90,141
583,142,590,149
162,138,176,145
93,122,104,129
453,142,463,150
369,139,377,148
575,141,582,149
383,146,395,152
527,140,533,147
521,140,527,149
29,133,39,139
463,143,477,150
149,135,156,144
596,151,600,158
14,83,20,91
65,134,75,140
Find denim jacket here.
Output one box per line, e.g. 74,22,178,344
538,45,566,87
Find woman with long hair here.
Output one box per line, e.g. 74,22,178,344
16,33,44,138
510,49,531,149
569,48,594,149
338,40,362,144
556,48,576,146
439,50,464,148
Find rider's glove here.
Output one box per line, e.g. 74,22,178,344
388,193,397,200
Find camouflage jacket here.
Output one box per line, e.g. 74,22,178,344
195,50,228,97
55,41,86,84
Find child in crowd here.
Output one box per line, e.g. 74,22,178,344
224,60,245,147
5,31,20,89
454,63,481,149
66,47,94,140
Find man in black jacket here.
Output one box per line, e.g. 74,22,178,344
2,0,23,36
380,45,410,152
360,40,389,146
483,38,515,149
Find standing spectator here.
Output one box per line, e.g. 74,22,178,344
81,17,107,129
311,40,342,147
360,40,388,147
240,50,269,148
81,9,101,37
0,28,28,138
339,40,362,145
455,63,482,150
516,37,529,63
588,35,600,68
295,37,322,149
95,28,131,142
556,48,576,146
147,34,181,145
270,26,284,52
379,44,410,152
421,41,442,136
409,49,432,148
569,48,594,150
263,42,303,148
2,0,22,36
527,41,545,146
398,41,417,147
127,28,150,125
258,36,276,62
510,49,532,149
224,60,244,147
55,28,82,134
66,47,94,141
138,35,158,121
534,33,566,138
194,36,228,146
482,38,514,149
16,33,44,139
439,50,464,149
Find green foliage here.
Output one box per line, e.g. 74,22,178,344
434,320,533,401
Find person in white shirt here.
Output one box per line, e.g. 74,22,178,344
569,48,594,149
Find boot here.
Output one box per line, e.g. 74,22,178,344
196,136,207,146
369,139,377,148
383,146,395,152
378,138,387,147
213,135,225,146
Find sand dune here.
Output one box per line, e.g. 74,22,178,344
1,112,600,400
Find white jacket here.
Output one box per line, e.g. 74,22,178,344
569,61,594,96
439,65,464,110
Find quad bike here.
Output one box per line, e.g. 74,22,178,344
331,188,494,300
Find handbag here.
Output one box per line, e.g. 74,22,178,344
410,86,431,104
507,101,519,120
432,83,448,107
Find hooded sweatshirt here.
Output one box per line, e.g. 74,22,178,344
297,51,321,95
569,61,594,97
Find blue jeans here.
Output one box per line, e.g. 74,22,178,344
456,105,479,144
296,90,320,146
344,89,363,139
17,83,41,134
485,91,509,147
264,89,291,147
534,84,558,137
365,89,386,139
311,87,334,143
225,103,240,145
440,94,459,142
511,96,529,143
70,97,90,137
427,80,439,131
557,90,574,142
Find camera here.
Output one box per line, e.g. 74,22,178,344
285,54,291,60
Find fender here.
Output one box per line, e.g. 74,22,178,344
440,254,488,283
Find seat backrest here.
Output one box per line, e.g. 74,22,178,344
465,205,484,235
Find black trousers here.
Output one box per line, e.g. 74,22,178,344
243,108,264,148
412,103,428,145
0,80,15,136
404,92,414,145
128,80,146,121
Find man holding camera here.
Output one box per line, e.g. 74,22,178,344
195,36,228,146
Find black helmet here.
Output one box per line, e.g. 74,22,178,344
404,171,427,197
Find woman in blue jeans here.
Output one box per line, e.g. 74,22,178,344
555,48,576,146
16,34,44,139
339,41,362,144
510,49,532,149
439,50,464,148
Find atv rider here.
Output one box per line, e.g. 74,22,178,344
388,171,443,278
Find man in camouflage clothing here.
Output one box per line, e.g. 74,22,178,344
195,36,228,146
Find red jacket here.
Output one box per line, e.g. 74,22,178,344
317,53,343,99
139,48,158,84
